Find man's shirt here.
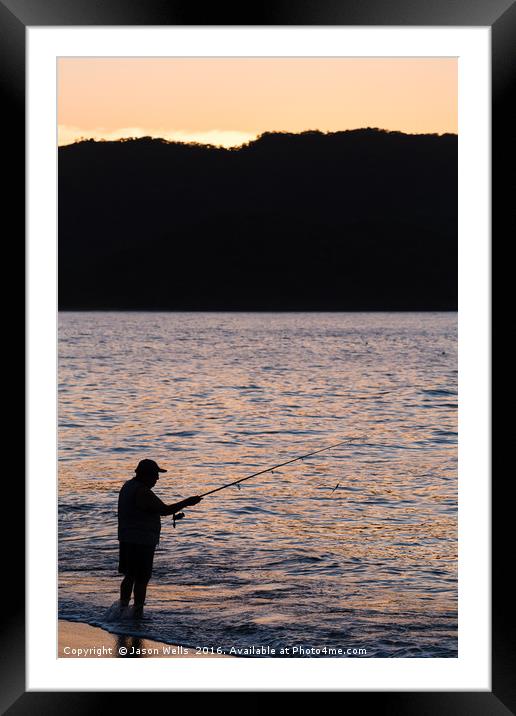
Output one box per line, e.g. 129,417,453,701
117,478,165,546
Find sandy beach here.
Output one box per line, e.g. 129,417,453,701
59,620,230,658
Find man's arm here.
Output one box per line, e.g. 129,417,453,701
160,496,202,516
135,488,202,516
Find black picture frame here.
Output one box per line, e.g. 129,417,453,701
4,0,507,708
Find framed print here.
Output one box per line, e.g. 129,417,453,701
3,0,510,708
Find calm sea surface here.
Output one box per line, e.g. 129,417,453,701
58,312,457,657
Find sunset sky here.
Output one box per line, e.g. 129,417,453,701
58,58,457,147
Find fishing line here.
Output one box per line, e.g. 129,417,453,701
198,436,364,498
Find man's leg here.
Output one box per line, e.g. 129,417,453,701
132,545,154,617
120,575,134,606
133,579,149,617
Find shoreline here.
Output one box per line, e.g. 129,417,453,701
58,620,231,658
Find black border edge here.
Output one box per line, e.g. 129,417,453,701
3,692,516,714
492,1,516,713
5,0,510,709
0,1,25,714
0,0,515,26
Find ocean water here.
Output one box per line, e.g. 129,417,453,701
58,312,457,657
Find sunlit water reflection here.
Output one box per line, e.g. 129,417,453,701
59,312,457,657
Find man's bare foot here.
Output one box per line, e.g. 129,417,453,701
133,605,144,619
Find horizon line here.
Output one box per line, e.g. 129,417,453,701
59,126,458,150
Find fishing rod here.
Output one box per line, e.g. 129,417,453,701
198,436,363,499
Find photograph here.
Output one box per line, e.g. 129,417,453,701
57,56,458,660
0,0,504,700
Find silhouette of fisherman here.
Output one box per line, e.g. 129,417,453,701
118,458,202,618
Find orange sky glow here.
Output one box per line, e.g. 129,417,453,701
58,57,457,147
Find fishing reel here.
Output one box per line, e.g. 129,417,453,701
172,512,185,528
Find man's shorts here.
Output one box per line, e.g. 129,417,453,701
118,541,156,581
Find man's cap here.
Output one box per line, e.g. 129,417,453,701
135,459,167,475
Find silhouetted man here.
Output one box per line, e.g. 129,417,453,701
118,458,202,617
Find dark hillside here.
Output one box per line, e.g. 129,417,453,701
58,129,457,310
